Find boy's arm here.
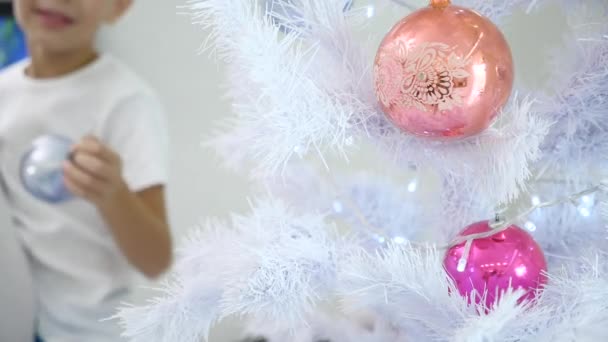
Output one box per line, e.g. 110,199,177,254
64,136,172,279
97,185,172,279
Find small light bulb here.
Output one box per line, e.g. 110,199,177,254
332,200,343,214
524,221,537,232
408,179,418,193
366,5,375,18
531,196,541,206
580,194,595,208
393,236,406,244
579,207,591,217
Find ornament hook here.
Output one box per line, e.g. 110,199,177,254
430,0,451,9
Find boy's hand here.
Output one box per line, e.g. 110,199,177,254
63,135,129,207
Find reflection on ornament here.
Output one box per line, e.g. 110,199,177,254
374,0,513,139
443,221,547,307
20,135,73,203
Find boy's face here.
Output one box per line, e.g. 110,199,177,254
14,0,130,53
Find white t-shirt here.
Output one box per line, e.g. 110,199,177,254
0,54,169,342
0,192,35,342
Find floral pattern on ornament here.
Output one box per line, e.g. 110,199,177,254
375,41,470,112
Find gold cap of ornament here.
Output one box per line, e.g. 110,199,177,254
430,0,451,9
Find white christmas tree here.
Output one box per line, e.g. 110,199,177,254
115,0,608,341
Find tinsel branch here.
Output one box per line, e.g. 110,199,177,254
244,310,408,342
115,1,608,341
370,96,550,224
533,2,608,182
454,0,542,23
114,277,221,342
601,198,608,239
338,243,533,341
190,0,372,176
270,165,439,244
524,182,608,260
338,244,608,342
532,253,608,341
116,199,340,341
197,0,550,209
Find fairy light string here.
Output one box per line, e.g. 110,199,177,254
450,181,608,272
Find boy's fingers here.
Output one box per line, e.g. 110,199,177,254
71,153,111,181
63,174,89,200
63,161,104,197
74,136,120,164
74,137,111,161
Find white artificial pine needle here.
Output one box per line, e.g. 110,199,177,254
115,1,608,341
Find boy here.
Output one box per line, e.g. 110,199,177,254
0,0,173,341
